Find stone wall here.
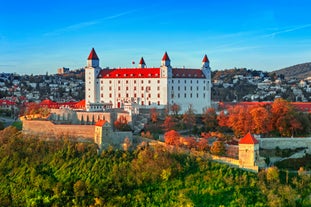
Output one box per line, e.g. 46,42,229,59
258,138,311,152
22,120,95,139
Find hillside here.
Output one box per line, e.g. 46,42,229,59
273,62,311,80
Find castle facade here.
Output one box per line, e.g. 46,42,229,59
85,48,211,114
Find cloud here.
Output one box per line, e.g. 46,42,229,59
44,9,138,36
263,24,311,38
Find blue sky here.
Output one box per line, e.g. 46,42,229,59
1,0,311,74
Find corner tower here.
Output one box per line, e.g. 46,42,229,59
85,48,101,111
239,132,260,171
160,52,172,78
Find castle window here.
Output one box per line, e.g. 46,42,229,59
204,80,206,84
190,94,192,98
109,93,112,98
178,86,180,91
148,80,151,84
203,93,205,98
109,86,112,91
204,86,206,90
101,87,103,90
148,94,151,98
157,86,160,90
141,80,144,84
124,74,127,77
118,86,121,90
172,86,174,90
190,80,192,84
101,80,103,84
157,80,160,84
134,86,137,90
197,80,199,84
141,101,144,105
171,94,174,98
118,80,120,84
158,93,160,98
118,93,121,98
158,101,160,105
197,93,199,98
141,86,144,90
197,86,199,91
178,80,180,83
101,94,104,98
126,93,129,98
148,101,151,105
184,93,186,98
172,80,174,83
134,80,136,84
184,86,186,91
126,80,128,84
126,86,129,90
142,94,144,98
184,80,186,83
178,93,180,98
134,93,137,98
190,86,192,91
109,80,112,84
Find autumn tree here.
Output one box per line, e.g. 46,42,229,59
182,105,196,133
164,130,180,146
197,138,209,151
150,108,158,123
162,116,176,132
210,141,226,156
227,105,253,137
202,107,218,131
114,115,132,131
249,106,271,135
170,103,181,116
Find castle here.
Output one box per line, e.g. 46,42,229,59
85,48,212,114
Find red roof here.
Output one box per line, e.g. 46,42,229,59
239,132,259,144
97,67,206,79
88,48,99,60
95,120,107,126
139,57,145,65
172,68,206,79
0,100,16,106
162,52,170,61
98,68,160,79
75,99,85,108
202,54,209,63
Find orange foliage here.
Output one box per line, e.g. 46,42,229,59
164,130,180,146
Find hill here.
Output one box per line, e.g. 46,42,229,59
273,62,311,80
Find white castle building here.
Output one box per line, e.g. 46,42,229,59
85,48,211,114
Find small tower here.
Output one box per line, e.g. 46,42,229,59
239,132,260,171
138,57,146,68
160,52,172,78
94,120,112,149
87,48,99,67
201,54,210,70
161,51,171,67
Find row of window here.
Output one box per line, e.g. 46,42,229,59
101,86,160,91
104,80,161,84
172,85,209,91
171,93,206,99
101,93,161,98
171,80,209,84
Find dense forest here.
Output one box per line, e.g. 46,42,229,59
1,126,311,206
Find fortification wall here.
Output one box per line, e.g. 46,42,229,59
22,120,95,139
258,138,311,152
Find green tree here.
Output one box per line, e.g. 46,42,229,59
210,141,226,156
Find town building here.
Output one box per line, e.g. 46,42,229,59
85,48,211,114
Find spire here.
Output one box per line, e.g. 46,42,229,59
139,57,146,68
162,52,170,61
139,57,145,65
202,54,209,63
88,48,99,60
161,52,171,67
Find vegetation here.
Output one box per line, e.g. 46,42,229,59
1,128,311,206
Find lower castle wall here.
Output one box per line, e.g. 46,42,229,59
22,120,95,139
258,138,311,152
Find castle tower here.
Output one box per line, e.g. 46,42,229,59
138,57,146,68
160,52,172,78
85,48,101,111
239,132,260,171
94,120,112,148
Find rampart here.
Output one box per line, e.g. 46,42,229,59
258,137,311,152
22,120,95,140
